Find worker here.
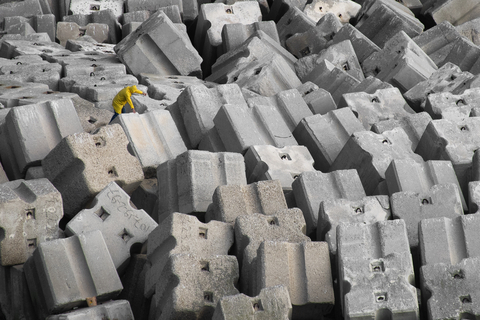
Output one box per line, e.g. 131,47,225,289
109,85,147,123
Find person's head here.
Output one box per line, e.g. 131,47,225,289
129,85,137,93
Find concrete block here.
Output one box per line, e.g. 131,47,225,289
0,39,70,59
420,258,480,320
297,82,337,114
292,170,366,236
212,285,292,320
64,37,117,53
318,196,391,255
68,95,114,134
68,0,124,18
425,87,480,121
65,181,157,271
371,112,432,151
112,110,187,178
337,220,419,319
45,300,134,319
392,0,422,14
150,253,239,320
285,12,343,58
0,162,7,184
198,127,227,153
130,178,158,222
206,180,288,224
222,21,279,53
56,22,109,47
124,2,183,22
0,99,83,180
303,0,360,24
24,230,123,319
423,0,480,26
5,14,56,42
330,23,380,65
0,80,50,108
117,254,149,320
42,124,144,218
337,87,415,130
0,0,43,24
419,215,480,266
115,11,202,78
156,150,246,218
0,178,63,266
177,83,246,148
330,128,424,195
456,17,480,46
266,0,307,22
348,75,393,94
254,242,333,318
404,62,475,112
235,209,310,295
0,61,62,90
442,37,480,74
293,108,364,172
145,212,233,297
0,265,36,320
276,7,315,47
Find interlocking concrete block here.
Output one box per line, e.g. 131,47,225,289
330,23,380,65
65,182,157,271
5,14,56,42
0,265,36,320
56,22,109,47
422,0,480,26
235,209,310,295
441,37,480,74
317,196,391,255
0,80,50,108
0,99,83,180
421,258,480,320
68,0,124,18
0,0,43,24
303,0,361,24
177,83,246,148
206,180,288,224
65,10,122,44
112,110,187,178
42,124,144,218
45,51,126,77
45,300,134,320
255,241,334,317
456,17,480,46
67,95,114,134
338,220,419,319
348,75,393,94
156,150,246,218
130,178,158,221
150,253,239,320
337,87,415,130
285,12,342,58
145,212,233,297
297,82,337,114
126,0,196,24
292,170,366,236
293,108,364,172
276,7,315,47
222,21,279,53
0,61,62,90
63,37,117,54
330,128,424,195
213,285,292,320
0,40,70,59
0,178,63,266
425,88,480,121
371,111,432,151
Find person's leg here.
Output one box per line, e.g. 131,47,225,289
109,112,120,124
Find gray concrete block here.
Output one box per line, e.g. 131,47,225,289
24,230,123,318
244,145,315,191
206,180,288,224
42,124,144,218
0,265,36,320
266,0,307,22
330,23,380,65
64,37,117,53
118,254,149,320
124,3,183,23
337,87,415,130
317,196,391,255
56,22,109,47
156,150,246,218
423,0,480,26
235,209,310,295
469,178,480,214
0,80,50,108
293,108,365,172
115,11,202,78
456,17,480,46
0,178,63,266
45,300,134,319
213,285,292,320
371,111,432,151
330,128,424,195
348,75,393,94
45,51,125,77
130,178,158,221
0,99,83,180
145,212,233,297
296,82,337,114
65,181,157,271
292,170,366,236
5,14,55,42
123,9,150,23
222,21,279,53
0,39,70,59
112,110,187,178
442,37,480,74
68,95,114,134
0,0,43,24
198,127,227,152
337,220,418,319
0,162,7,184
425,87,480,121
0,61,62,90
255,241,334,318
276,7,315,47
177,83,246,147
68,0,124,19
303,0,361,24
150,253,239,320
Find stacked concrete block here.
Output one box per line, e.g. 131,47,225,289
112,110,187,178
0,61,62,90
115,11,202,78
285,12,342,58
206,180,288,224
371,112,432,151
63,10,121,44
425,87,480,121
156,150,246,219
212,285,292,320
421,0,480,26
67,95,114,134
338,220,419,318
221,21,279,53
348,75,393,94
292,170,366,236
24,230,123,319
254,241,334,318
330,128,424,195
235,208,310,295
293,108,365,172
68,0,124,18
338,87,414,130
65,181,157,271
64,37,117,53
0,265,36,320
276,7,315,47
45,51,126,77
0,80,50,108
456,17,480,46
123,3,183,23
297,82,337,114
0,178,63,266
318,196,391,255
4,14,56,42
42,124,144,218
56,22,109,47
46,300,134,319
0,99,83,180
303,0,361,24
0,0,43,24
150,253,239,320
330,23,380,65
0,39,70,58
443,37,480,74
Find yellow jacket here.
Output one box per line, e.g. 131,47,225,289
112,85,143,114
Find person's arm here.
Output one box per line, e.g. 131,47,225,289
133,87,147,96
126,95,136,113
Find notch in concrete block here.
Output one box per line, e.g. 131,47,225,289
425,88,480,121
303,0,361,24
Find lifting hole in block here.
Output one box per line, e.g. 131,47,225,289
342,62,350,71
25,208,36,220
201,261,210,272
90,4,100,10
225,7,234,14
95,207,110,221
199,227,208,239
267,217,278,226
254,68,262,76
370,260,385,273
457,99,467,106
460,125,469,131
421,197,432,205
204,292,214,303
300,47,310,57
93,136,106,147
88,117,98,124
460,295,472,304
450,75,457,81
304,89,313,95
286,18,292,25
353,206,363,214
6,86,21,89
318,6,322,11
371,96,380,103
252,300,263,312
291,173,299,180
279,153,292,161
107,167,118,177
27,238,37,253
375,292,388,303
233,76,238,82
452,270,465,279
381,139,391,145
119,228,133,242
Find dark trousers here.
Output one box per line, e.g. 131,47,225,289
109,106,127,124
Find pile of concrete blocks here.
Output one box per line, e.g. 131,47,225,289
4,0,480,319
